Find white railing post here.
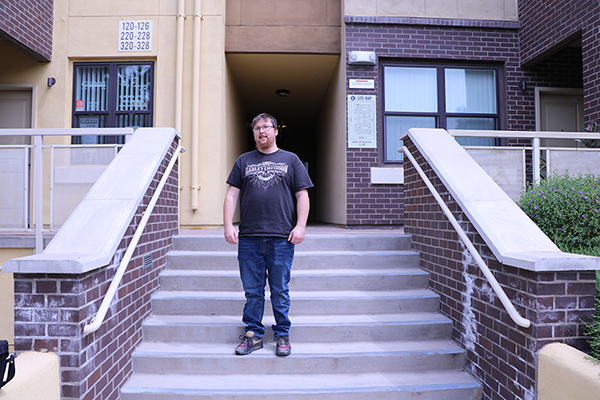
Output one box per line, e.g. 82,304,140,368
533,137,541,183
23,146,29,230
35,135,43,254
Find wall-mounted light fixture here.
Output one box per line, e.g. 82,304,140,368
518,80,527,91
47,77,56,87
348,51,377,65
276,89,290,97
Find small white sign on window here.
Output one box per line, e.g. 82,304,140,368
348,95,377,148
119,21,152,52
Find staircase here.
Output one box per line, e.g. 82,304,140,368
120,229,481,399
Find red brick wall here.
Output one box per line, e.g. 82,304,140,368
13,139,179,400
403,136,596,400
344,16,585,226
0,0,53,61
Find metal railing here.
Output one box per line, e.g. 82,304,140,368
0,128,133,253
83,143,183,334
402,145,531,328
449,130,600,183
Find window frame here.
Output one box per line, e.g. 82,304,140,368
71,61,155,144
381,61,503,164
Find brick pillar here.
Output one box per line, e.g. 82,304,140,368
13,140,179,400
403,137,596,400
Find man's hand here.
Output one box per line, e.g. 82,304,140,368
224,224,238,245
288,225,305,244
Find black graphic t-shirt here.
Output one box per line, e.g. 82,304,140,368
226,149,314,237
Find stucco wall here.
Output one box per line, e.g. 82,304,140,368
538,343,600,399
225,0,341,53
0,352,60,400
344,0,517,21
315,57,347,225
0,0,231,229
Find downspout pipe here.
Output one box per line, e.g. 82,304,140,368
191,0,202,210
175,0,185,134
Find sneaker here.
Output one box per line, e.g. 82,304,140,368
235,331,263,355
275,336,291,357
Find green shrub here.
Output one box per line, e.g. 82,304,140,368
517,171,600,251
517,172,600,360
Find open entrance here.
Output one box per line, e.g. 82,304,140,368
226,53,342,223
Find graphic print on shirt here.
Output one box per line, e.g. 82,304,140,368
245,161,289,190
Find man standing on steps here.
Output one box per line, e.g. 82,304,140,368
223,112,313,357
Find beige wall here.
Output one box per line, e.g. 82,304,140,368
315,57,347,225
344,0,518,20
0,249,33,344
0,0,232,229
538,343,600,400
0,352,60,400
225,0,341,53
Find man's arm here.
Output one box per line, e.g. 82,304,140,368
223,185,241,244
288,189,309,244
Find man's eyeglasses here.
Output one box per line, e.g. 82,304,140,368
253,125,274,132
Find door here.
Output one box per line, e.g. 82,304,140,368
539,92,584,147
0,89,32,228
0,90,32,143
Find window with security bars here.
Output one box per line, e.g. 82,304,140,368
382,63,500,163
72,62,154,144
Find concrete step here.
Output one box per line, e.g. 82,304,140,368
121,230,481,400
151,289,440,316
159,267,429,291
120,370,481,400
141,313,453,343
132,339,467,375
165,250,420,270
173,234,413,252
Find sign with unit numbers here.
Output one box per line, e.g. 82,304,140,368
119,20,152,52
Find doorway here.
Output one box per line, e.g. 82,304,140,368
0,87,34,229
536,87,585,147
0,89,33,142
226,53,342,223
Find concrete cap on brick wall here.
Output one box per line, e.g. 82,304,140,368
401,128,600,272
2,127,181,274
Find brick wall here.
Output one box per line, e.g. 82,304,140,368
12,139,179,400
519,0,600,123
403,136,596,400
344,16,585,227
0,0,53,62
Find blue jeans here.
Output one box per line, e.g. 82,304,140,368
238,236,295,338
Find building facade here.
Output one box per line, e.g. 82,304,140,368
2,1,600,399
0,0,591,231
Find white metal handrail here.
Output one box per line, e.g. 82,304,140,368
83,143,183,335
402,146,531,328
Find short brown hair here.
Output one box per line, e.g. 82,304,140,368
252,113,278,130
